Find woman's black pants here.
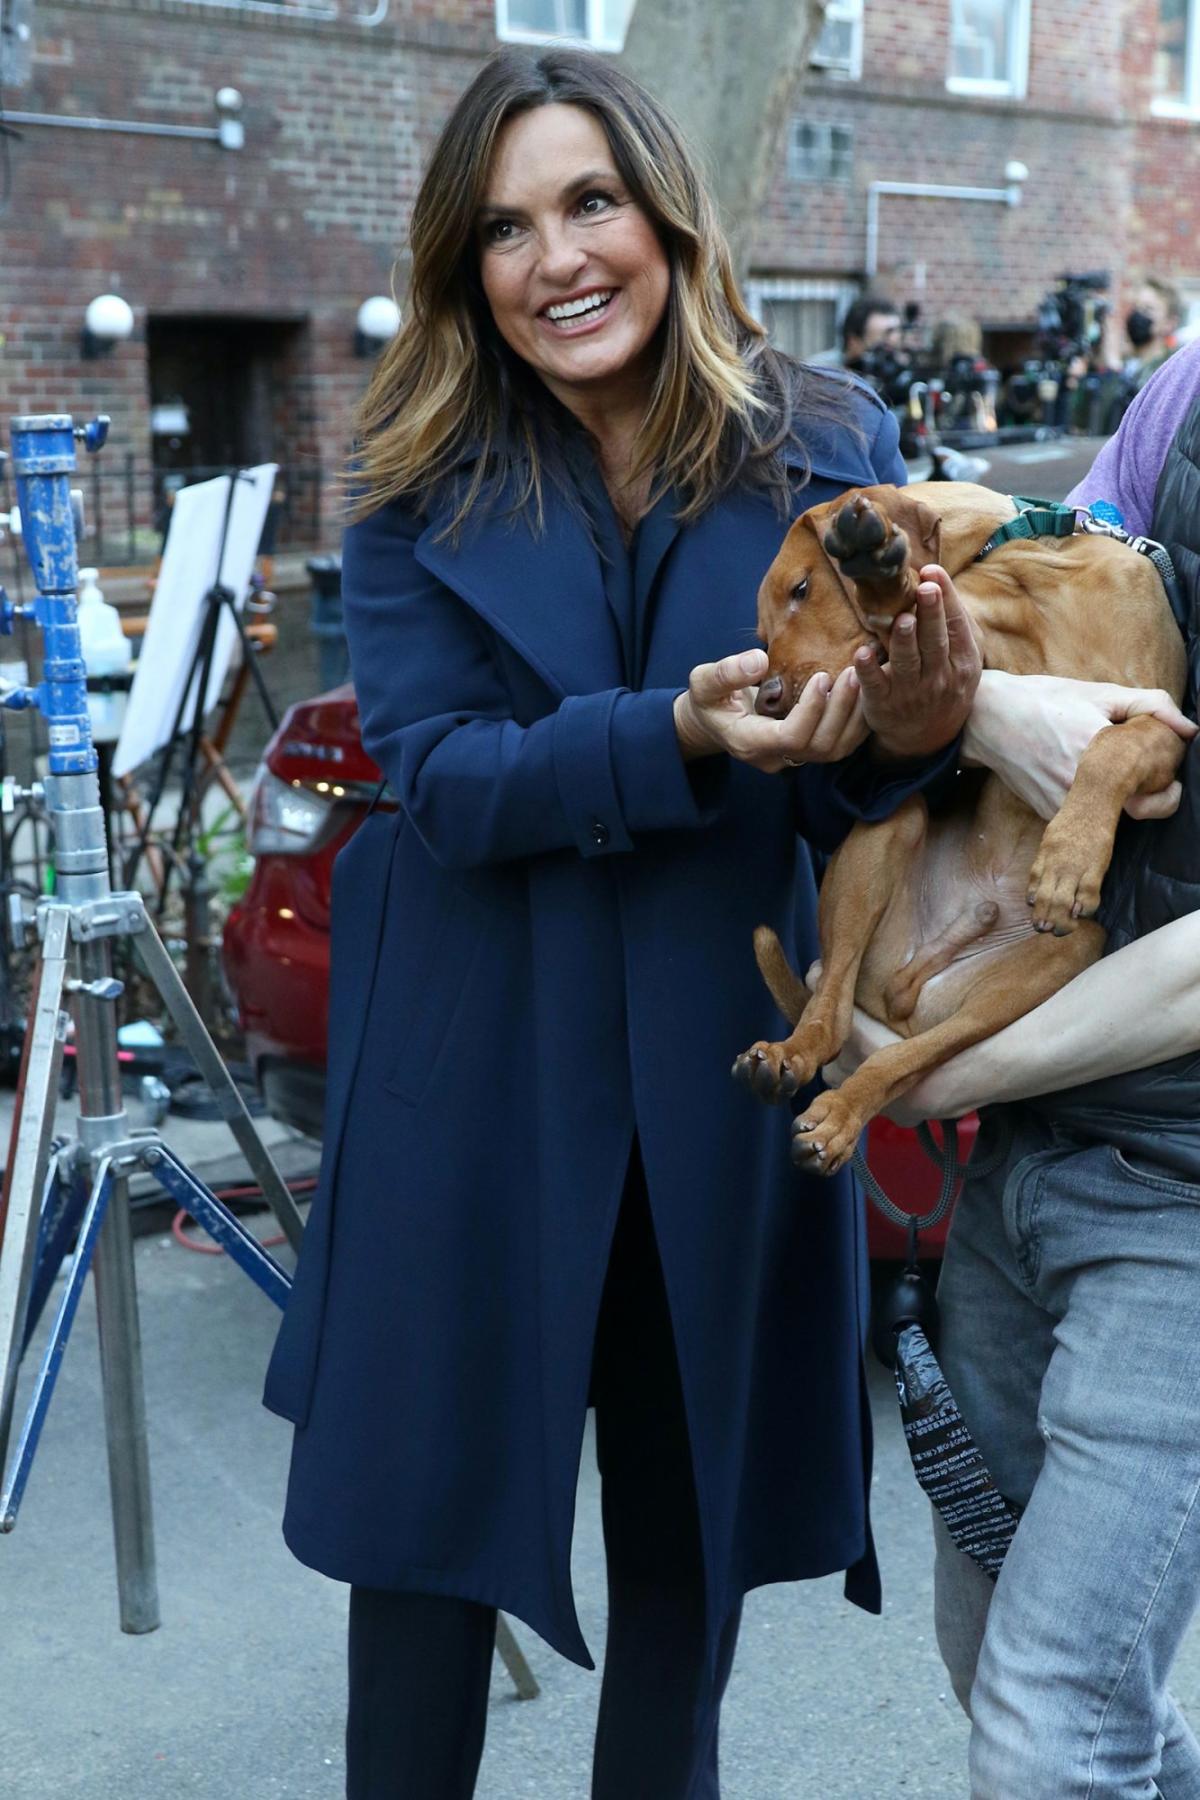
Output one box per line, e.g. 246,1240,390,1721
345,1152,743,1799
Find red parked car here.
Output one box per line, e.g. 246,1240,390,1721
223,687,973,1258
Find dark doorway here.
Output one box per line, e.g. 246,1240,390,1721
146,313,310,551
146,314,306,474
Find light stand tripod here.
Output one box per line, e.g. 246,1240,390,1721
0,413,304,1633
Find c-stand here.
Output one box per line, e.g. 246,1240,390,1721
0,415,540,1702
0,413,303,1633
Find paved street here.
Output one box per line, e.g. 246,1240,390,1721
2,1107,1198,1799
911,431,1109,504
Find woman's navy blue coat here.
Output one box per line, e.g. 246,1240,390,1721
264,390,936,1668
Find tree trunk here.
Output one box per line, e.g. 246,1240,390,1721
619,0,829,280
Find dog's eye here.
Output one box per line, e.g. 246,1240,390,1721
790,577,809,602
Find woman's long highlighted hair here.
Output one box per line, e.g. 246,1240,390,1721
350,46,857,533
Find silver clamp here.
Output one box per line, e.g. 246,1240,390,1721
1076,508,1130,542
65,976,125,1002
64,1125,163,1175
32,892,149,944
0,777,44,814
1076,512,1178,589
7,892,33,946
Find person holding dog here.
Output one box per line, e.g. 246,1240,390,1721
826,336,1200,1797
261,46,989,1799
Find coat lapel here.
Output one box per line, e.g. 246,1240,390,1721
411,410,874,701
632,489,683,684
414,481,625,700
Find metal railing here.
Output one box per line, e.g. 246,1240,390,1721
18,458,327,571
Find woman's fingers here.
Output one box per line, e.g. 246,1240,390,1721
885,611,921,681
924,562,984,666
786,666,865,762
913,577,950,664
688,648,767,707
859,566,981,758
854,642,888,696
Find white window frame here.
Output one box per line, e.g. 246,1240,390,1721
1151,0,1200,115
1176,281,1200,339
946,0,1031,99
787,119,855,183
744,277,861,360
495,0,632,53
810,0,864,80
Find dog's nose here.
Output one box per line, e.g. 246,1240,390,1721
755,673,789,717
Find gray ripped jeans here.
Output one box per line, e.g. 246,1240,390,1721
933,1107,1200,1799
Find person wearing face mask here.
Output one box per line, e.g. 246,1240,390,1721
1123,276,1182,393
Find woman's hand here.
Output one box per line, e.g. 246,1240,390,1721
674,649,868,770
854,566,983,759
963,669,1197,821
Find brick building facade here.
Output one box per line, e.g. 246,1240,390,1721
0,0,1197,552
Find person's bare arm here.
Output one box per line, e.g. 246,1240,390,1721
821,912,1200,1125
963,668,1196,821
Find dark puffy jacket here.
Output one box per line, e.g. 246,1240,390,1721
1027,390,1200,1178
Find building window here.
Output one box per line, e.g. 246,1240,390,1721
788,121,854,182
810,0,864,78
946,0,1030,97
1177,283,1200,337
1152,0,1200,111
496,0,633,51
744,278,860,362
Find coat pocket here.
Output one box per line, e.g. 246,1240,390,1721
381,890,489,1106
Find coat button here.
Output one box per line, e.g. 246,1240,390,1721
590,818,610,848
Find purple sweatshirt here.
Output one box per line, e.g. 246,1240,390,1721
1067,337,1200,536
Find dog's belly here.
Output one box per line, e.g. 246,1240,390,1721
856,788,1048,1036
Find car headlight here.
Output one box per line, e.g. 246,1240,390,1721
246,766,335,855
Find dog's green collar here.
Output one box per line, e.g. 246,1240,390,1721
977,495,1078,560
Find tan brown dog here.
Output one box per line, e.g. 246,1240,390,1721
732,481,1188,1174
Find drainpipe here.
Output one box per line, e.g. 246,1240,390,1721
865,162,1029,280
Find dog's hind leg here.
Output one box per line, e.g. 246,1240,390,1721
791,921,1104,1174
733,798,928,1103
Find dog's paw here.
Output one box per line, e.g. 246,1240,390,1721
732,1040,811,1103
822,494,909,584
1026,831,1106,936
790,1090,862,1176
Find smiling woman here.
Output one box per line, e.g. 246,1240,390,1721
349,47,861,548
264,44,983,1800
475,107,671,525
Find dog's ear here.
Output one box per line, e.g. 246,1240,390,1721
856,484,941,569
908,499,942,567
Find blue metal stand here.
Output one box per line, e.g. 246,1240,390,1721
0,413,304,1633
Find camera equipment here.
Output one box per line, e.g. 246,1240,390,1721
849,342,919,409
1036,269,1111,365
0,413,302,1632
